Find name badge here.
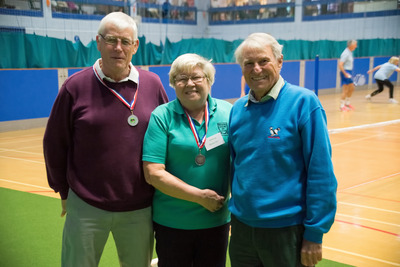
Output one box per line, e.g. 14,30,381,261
205,132,225,151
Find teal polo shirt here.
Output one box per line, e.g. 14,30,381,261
143,96,232,230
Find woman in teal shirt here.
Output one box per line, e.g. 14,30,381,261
142,53,232,267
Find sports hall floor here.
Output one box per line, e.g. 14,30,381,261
0,87,399,267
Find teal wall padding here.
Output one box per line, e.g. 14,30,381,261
1,32,399,69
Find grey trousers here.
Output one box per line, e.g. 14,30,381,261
61,190,154,267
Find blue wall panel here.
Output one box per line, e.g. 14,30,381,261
281,61,300,86
69,68,84,76
305,59,337,90
213,64,242,99
0,56,392,123
374,56,391,66
305,60,317,90
353,58,370,82
149,65,176,101
0,69,58,122
319,60,338,89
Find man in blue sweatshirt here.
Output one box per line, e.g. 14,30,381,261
228,32,337,267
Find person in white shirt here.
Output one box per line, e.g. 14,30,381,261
365,56,400,104
338,40,357,111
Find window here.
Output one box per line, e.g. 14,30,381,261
51,1,129,19
209,0,295,24
302,0,400,21
0,0,42,16
137,0,197,25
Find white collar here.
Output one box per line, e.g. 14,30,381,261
94,59,138,83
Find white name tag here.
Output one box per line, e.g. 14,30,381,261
205,132,225,151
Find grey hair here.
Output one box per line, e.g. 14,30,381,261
97,12,138,41
235,33,283,67
169,53,216,89
347,40,357,47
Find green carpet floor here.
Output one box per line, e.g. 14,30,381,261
0,187,353,266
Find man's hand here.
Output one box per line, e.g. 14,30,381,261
301,239,322,267
61,199,67,217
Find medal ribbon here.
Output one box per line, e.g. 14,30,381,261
93,65,138,112
184,101,209,150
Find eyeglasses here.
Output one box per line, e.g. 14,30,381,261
99,34,135,47
175,76,206,85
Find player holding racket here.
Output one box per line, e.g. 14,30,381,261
338,40,358,111
365,56,400,104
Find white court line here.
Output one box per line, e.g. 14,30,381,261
339,202,400,214
0,179,50,190
0,134,40,140
341,172,400,191
0,148,43,155
328,119,400,134
0,136,43,144
324,246,400,266
0,155,44,164
331,133,383,147
336,213,400,227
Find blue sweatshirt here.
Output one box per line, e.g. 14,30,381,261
228,81,337,244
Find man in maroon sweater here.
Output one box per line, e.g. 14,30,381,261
43,12,168,266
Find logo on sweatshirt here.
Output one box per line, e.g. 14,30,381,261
268,127,281,139
217,122,228,135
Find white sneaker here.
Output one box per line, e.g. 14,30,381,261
389,98,399,104
365,94,371,101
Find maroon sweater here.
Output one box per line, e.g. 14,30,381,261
43,66,168,212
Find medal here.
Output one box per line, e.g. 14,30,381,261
127,114,139,126
184,102,210,167
195,151,206,166
93,65,139,126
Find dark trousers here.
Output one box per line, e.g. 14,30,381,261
229,216,307,267
372,79,394,98
154,222,230,267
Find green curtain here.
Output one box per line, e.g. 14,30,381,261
0,32,399,69
161,38,238,64
0,32,28,68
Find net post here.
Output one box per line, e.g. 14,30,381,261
314,55,319,96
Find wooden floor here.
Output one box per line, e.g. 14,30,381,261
1,88,399,266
